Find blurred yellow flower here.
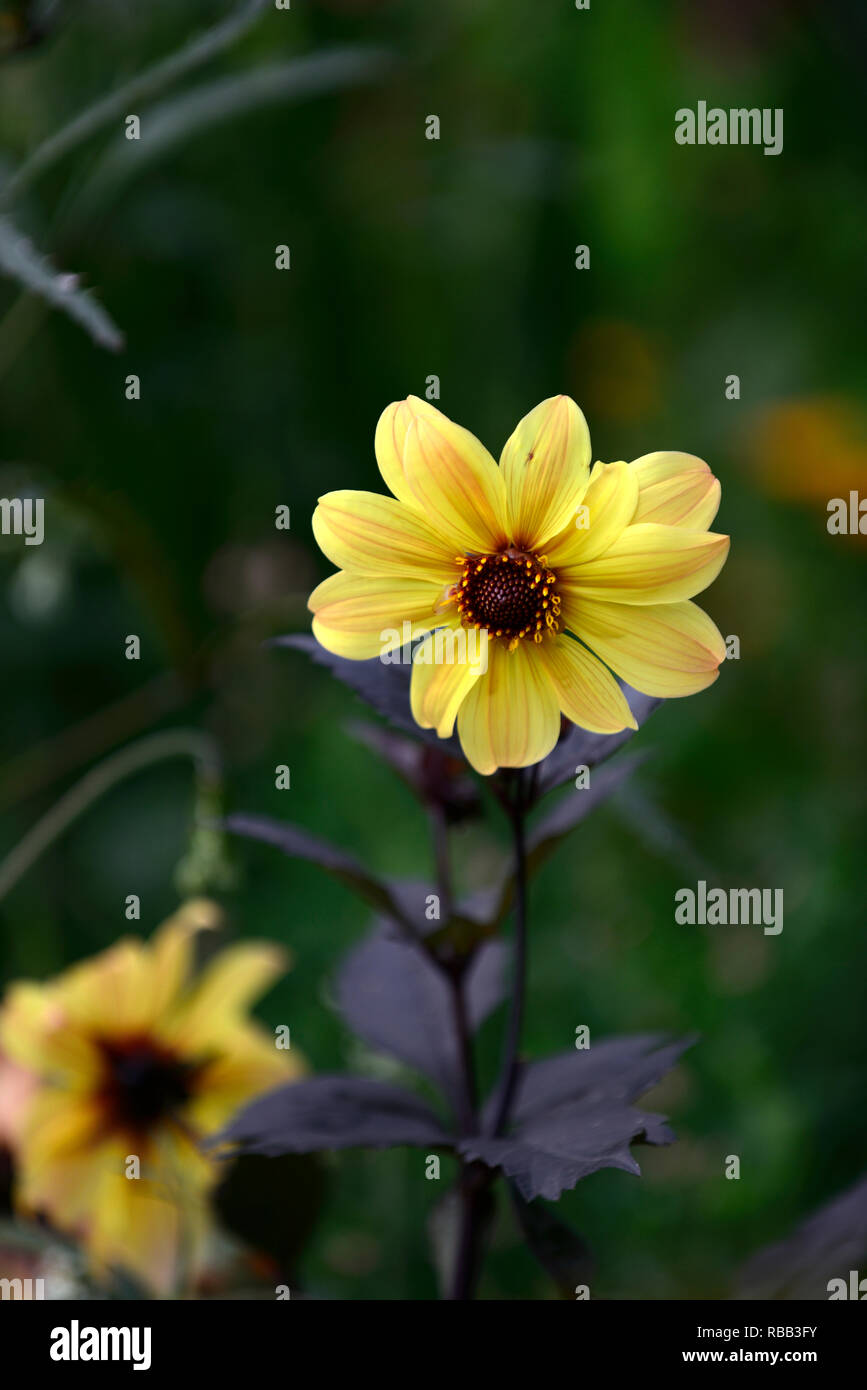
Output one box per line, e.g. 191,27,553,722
749,396,867,505
309,396,730,774
0,900,300,1294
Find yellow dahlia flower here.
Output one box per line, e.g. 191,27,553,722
0,900,300,1294
309,396,729,775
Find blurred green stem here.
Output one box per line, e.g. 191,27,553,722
1,0,269,205
0,729,221,903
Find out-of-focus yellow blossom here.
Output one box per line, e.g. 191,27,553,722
309,395,729,775
749,396,867,508
0,900,300,1295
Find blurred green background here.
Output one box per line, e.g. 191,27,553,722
1,0,865,1298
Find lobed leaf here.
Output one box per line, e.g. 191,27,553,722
459,1098,674,1203
461,1033,692,1202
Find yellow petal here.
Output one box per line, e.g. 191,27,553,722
154,1121,217,1197
312,489,458,580
456,641,561,775
500,395,591,549
546,460,639,569
87,1162,200,1296
57,940,156,1038
631,451,721,530
410,620,488,737
186,1028,302,1134
310,570,442,659
402,399,508,553
17,1130,125,1230
565,523,730,605
0,984,100,1086
17,1090,105,1175
536,635,637,732
149,899,223,1019
167,942,287,1052
574,598,726,697
374,399,417,509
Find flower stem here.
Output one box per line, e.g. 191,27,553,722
448,1161,493,1301
489,768,529,1137
0,728,221,903
447,769,530,1300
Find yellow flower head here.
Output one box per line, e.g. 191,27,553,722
309,396,730,774
0,900,300,1294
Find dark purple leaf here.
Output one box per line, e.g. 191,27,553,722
510,1186,593,1295
536,685,663,797
215,1075,450,1157
270,633,462,755
736,1172,867,1300
459,1096,673,1201
384,880,501,954
345,719,481,822
461,1033,691,1201
334,927,507,1114
505,1033,696,1128
225,813,422,934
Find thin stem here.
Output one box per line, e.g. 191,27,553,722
426,802,476,1130
428,803,454,924
446,769,531,1300
0,729,220,902
447,1162,492,1301
424,802,485,1299
488,769,530,1136
447,965,477,1133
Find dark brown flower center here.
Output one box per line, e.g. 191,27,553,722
455,549,561,644
99,1038,197,1132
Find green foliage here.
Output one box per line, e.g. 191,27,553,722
1,0,865,1299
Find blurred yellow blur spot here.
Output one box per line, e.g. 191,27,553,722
749,396,867,505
